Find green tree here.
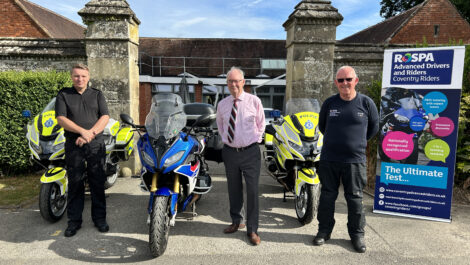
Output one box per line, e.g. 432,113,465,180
452,0,470,22
380,0,470,23
380,0,424,19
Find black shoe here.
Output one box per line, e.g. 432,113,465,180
351,237,366,253
95,222,109,233
313,233,331,246
64,224,81,237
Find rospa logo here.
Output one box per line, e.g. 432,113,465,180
394,52,435,63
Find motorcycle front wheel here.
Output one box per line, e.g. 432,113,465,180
149,196,171,257
39,183,67,222
295,183,320,225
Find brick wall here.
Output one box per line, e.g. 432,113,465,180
391,0,470,44
0,0,48,38
139,82,152,125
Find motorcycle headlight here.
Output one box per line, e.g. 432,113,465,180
163,151,185,168
289,140,312,157
394,114,409,123
141,150,155,168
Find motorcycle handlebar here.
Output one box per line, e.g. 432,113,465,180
194,127,213,133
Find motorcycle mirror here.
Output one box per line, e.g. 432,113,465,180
22,110,31,118
120,113,134,126
265,124,276,135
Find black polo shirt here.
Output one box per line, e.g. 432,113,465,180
55,86,109,139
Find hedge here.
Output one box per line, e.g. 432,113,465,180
0,71,72,176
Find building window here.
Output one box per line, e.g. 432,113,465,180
151,84,195,102
434,25,440,37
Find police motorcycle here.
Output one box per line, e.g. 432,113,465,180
263,98,323,225
23,97,134,222
119,93,216,257
378,87,429,164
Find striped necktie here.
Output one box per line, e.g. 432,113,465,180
227,99,238,143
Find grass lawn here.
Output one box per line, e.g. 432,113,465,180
0,174,41,207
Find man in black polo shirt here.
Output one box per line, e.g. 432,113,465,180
312,66,379,253
55,63,110,237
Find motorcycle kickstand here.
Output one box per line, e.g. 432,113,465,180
188,202,198,220
283,188,287,202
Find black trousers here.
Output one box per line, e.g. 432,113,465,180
65,137,107,226
317,160,367,239
222,144,261,234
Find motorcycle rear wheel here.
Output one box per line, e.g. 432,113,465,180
149,196,171,257
39,183,67,222
295,184,320,225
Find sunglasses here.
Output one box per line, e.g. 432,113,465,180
337,78,353,83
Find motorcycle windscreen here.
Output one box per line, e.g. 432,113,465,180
285,98,321,115
397,96,422,110
145,93,187,140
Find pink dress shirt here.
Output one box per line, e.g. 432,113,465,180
216,91,265,148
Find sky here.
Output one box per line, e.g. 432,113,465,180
29,0,383,40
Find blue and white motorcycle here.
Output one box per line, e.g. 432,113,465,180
120,93,217,257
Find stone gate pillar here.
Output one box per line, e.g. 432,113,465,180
283,0,343,104
79,0,140,175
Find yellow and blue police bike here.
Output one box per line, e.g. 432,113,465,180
263,98,323,225
23,97,134,222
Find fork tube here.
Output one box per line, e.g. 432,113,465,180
151,172,158,192
173,174,180,212
173,174,180,193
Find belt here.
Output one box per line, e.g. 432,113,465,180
224,142,257,152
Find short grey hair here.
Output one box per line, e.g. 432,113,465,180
336,65,357,78
226,66,245,80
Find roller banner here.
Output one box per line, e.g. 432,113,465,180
374,46,465,222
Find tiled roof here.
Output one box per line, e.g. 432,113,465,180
16,0,85,38
338,3,423,44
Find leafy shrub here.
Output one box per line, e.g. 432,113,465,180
365,78,382,188
0,71,71,176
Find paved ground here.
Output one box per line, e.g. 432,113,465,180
1,160,470,264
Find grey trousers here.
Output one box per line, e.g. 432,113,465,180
222,144,261,234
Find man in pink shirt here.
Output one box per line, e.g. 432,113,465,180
216,66,265,245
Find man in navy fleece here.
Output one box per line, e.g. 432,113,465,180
312,66,379,253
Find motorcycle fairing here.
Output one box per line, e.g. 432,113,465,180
35,110,62,138
295,168,319,196
116,127,134,157
264,133,274,146
137,134,158,173
289,112,320,139
40,167,67,195
394,108,420,127
160,132,197,174
103,119,120,137
273,137,293,170
174,161,200,179
174,161,200,194
273,121,304,161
